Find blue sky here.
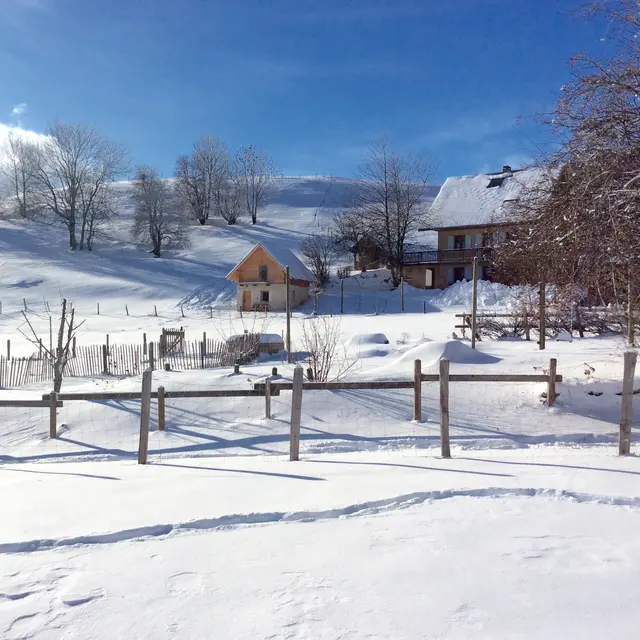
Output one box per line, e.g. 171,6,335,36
1,0,610,182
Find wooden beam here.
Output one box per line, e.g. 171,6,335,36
138,370,152,465
0,400,63,408
439,359,451,458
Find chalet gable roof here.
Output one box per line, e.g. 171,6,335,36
226,242,313,282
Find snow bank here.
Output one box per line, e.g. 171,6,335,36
428,280,525,309
349,333,389,346
395,340,500,367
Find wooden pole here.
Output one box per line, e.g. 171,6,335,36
439,358,451,458
627,266,634,346
413,359,422,421
340,278,344,314
265,377,272,419
286,266,292,363
138,369,153,464
125,304,129,316
6,339,9,360
143,333,147,356
289,366,303,461
149,342,155,371
539,280,546,351
157,385,165,431
471,256,479,349
401,277,405,312
619,350,638,455
547,358,557,407
154,304,158,317
49,390,57,438
97,302,100,315
102,344,108,374
71,337,76,358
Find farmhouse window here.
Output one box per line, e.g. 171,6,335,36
261,290,269,303
259,265,268,281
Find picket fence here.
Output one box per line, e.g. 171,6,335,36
0,336,259,389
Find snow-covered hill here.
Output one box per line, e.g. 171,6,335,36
0,176,440,320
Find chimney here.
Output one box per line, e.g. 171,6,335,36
502,165,512,173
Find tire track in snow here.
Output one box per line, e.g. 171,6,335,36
3,487,639,555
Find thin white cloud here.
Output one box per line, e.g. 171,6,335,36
11,103,27,117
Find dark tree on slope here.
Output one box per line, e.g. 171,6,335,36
175,135,229,225
345,140,434,287
493,0,640,307
234,145,278,224
33,120,128,250
0,131,39,218
130,166,188,257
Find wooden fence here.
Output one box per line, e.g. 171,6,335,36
5,354,637,462
0,336,261,389
0,356,55,389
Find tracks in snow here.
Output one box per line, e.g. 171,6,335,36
3,486,639,555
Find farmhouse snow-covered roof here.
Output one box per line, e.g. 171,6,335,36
227,242,313,282
428,167,546,229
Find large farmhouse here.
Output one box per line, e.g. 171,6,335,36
401,165,544,289
226,242,313,312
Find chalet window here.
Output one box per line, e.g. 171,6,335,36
259,265,268,281
453,267,466,282
261,290,269,303
453,235,466,249
487,177,505,188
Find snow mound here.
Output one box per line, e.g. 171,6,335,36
428,280,521,309
555,330,573,342
350,333,390,346
395,340,500,366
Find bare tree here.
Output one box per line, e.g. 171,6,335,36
216,176,243,225
347,140,435,286
301,230,334,286
494,0,640,312
298,317,358,382
130,165,188,257
175,135,228,225
0,131,39,218
235,145,278,224
19,298,85,392
32,120,128,249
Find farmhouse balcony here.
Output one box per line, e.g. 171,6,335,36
403,247,493,265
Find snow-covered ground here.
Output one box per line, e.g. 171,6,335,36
1,175,640,638
2,448,640,639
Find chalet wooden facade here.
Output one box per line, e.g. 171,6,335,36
226,243,313,312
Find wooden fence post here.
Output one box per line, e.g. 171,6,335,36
157,385,165,431
149,342,155,371
539,280,546,351
471,256,479,349
547,358,557,407
138,369,153,464
265,377,272,419
97,302,100,315
143,333,147,356
102,344,109,374
6,339,10,360
126,304,129,316
290,366,303,461
286,266,292,363
619,350,638,455
71,337,76,358
413,359,422,421
49,390,57,438
439,358,451,458
154,304,158,317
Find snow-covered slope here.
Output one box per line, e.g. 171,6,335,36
0,176,439,318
